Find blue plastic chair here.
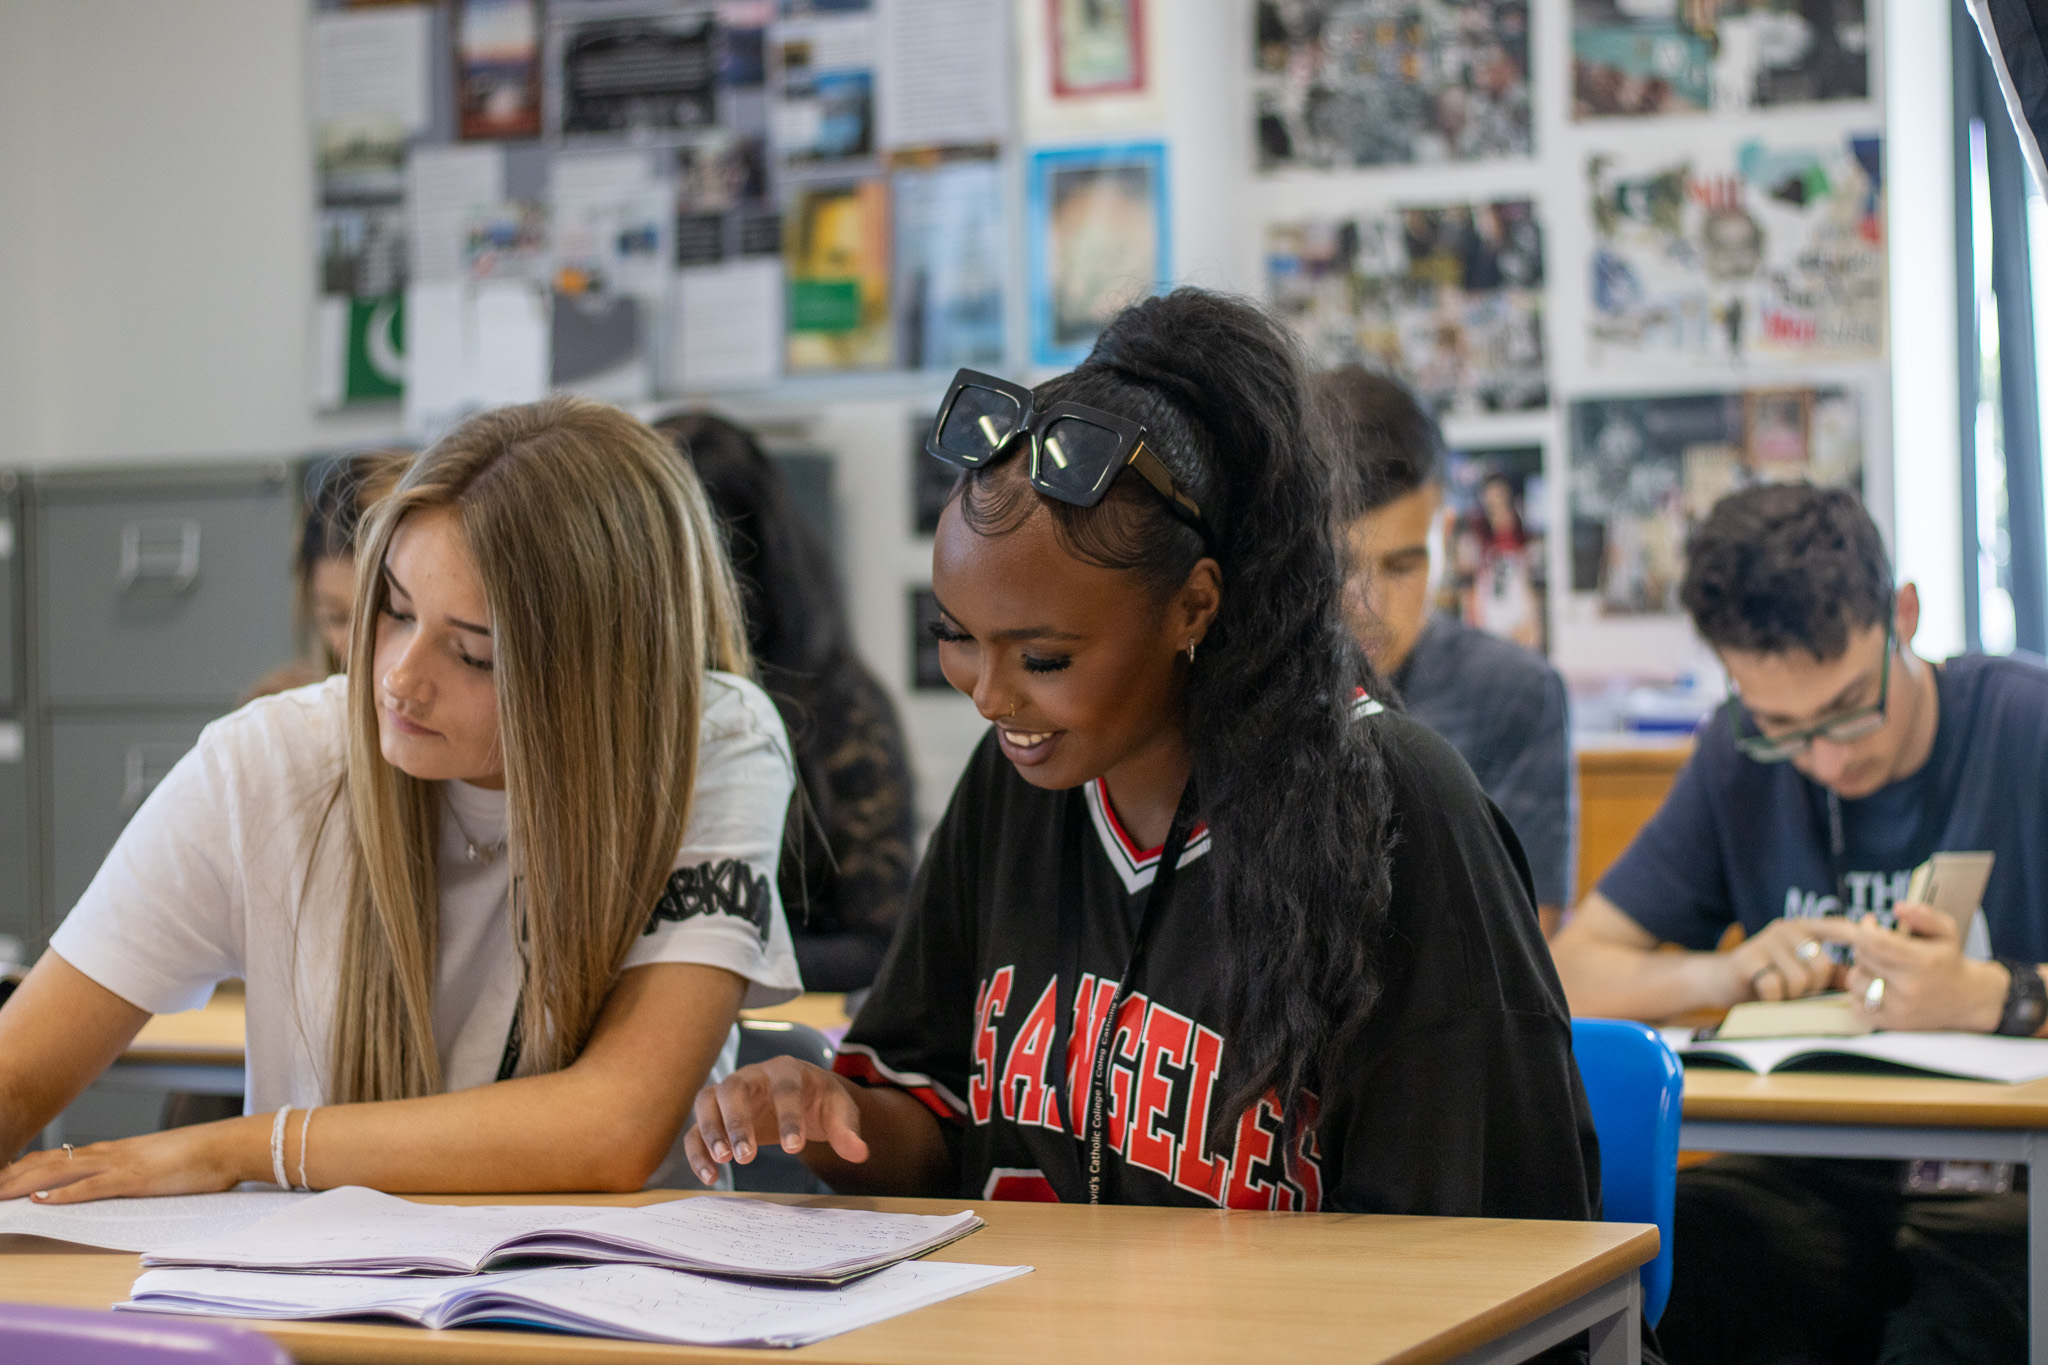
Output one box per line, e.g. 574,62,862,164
0,1303,289,1365
1570,1017,1683,1327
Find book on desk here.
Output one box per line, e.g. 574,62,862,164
1666,1007,2048,1083
42,1186,1034,1351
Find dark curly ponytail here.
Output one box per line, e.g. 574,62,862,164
957,288,1396,1128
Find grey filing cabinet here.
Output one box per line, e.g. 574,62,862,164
0,473,29,953
31,465,295,940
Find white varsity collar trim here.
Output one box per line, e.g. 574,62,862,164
1080,694,1375,895
1083,779,1213,895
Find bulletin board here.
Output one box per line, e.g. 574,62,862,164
306,0,1023,437
1254,0,1889,681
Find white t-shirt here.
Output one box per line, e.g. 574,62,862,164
53,672,803,1171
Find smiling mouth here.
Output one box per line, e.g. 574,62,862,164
999,727,1056,750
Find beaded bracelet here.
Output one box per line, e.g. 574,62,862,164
296,1106,317,1192
269,1105,292,1191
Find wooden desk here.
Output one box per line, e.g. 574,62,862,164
1680,1068,2048,1363
107,987,249,1100
1575,743,1691,897
110,992,855,1098
0,1191,1655,1365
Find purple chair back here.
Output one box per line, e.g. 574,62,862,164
0,1303,290,1365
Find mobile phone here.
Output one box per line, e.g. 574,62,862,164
1904,851,1996,938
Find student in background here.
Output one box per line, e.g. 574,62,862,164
1310,366,1574,934
684,291,1597,1251
656,412,915,995
1552,484,2048,1363
249,451,411,698
0,398,800,1200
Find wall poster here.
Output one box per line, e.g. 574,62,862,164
1050,0,1145,98
893,157,1007,370
910,587,952,690
1438,444,1549,654
1267,198,1547,415
784,179,893,371
1572,0,1870,119
1588,133,1885,365
458,0,545,140
1027,142,1169,368
1253,0,1533,169
553,9,718,138
1568,386,1864,617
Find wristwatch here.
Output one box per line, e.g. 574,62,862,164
1994,960,2048,1037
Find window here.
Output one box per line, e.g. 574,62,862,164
1955,2,2048,656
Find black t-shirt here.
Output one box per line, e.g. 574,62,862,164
837,702,1600,1219
1600,653,2048,960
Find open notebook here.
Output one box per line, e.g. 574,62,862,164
119,1261,1032,1349
144,1187,983,1284
1663,1027,2048,1083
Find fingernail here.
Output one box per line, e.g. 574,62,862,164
784,1135,803,1153
696,1166,714,1183
711,1143,729,1161
735,1143,752,1161
31,1191,46,1200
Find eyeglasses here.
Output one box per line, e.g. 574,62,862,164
1727,631,1894,762
924,368,1213,544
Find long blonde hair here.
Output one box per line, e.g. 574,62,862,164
328,397,751,1103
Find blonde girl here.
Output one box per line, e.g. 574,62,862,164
0,397,801,1199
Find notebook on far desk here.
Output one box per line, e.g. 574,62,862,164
1663,1021,2048,1084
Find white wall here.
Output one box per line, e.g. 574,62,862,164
0,0,1962,820
0,0,404,467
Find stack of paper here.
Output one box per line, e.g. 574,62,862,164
121,1261,1029,1349
144,1186,984,1283
115,1188,1028,1349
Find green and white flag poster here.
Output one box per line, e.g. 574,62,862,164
314,292,405,409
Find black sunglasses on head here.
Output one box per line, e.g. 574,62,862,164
924,368,1213,544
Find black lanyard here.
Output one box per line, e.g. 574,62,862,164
1046,781,1199,1205
1825,788,1847,908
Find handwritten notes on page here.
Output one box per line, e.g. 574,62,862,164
122,1260,1033,1349
146,1186,986,1282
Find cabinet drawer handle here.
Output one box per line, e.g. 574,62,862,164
118,519,201,595
121,742,188,813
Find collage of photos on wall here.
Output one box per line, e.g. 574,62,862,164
309,0,1175,439
1258,0,1886,684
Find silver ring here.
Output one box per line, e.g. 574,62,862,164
1864,976,1887,1013
61,1144,74,1159
1796,939,1822,962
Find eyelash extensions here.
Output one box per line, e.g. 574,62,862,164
926,619,1070,675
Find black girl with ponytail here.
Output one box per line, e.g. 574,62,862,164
689,290,1598,1228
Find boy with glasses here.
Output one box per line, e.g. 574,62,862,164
1553,482,2048,1362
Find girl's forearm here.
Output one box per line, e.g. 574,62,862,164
288,1068,686,1193
284,964,744,1193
